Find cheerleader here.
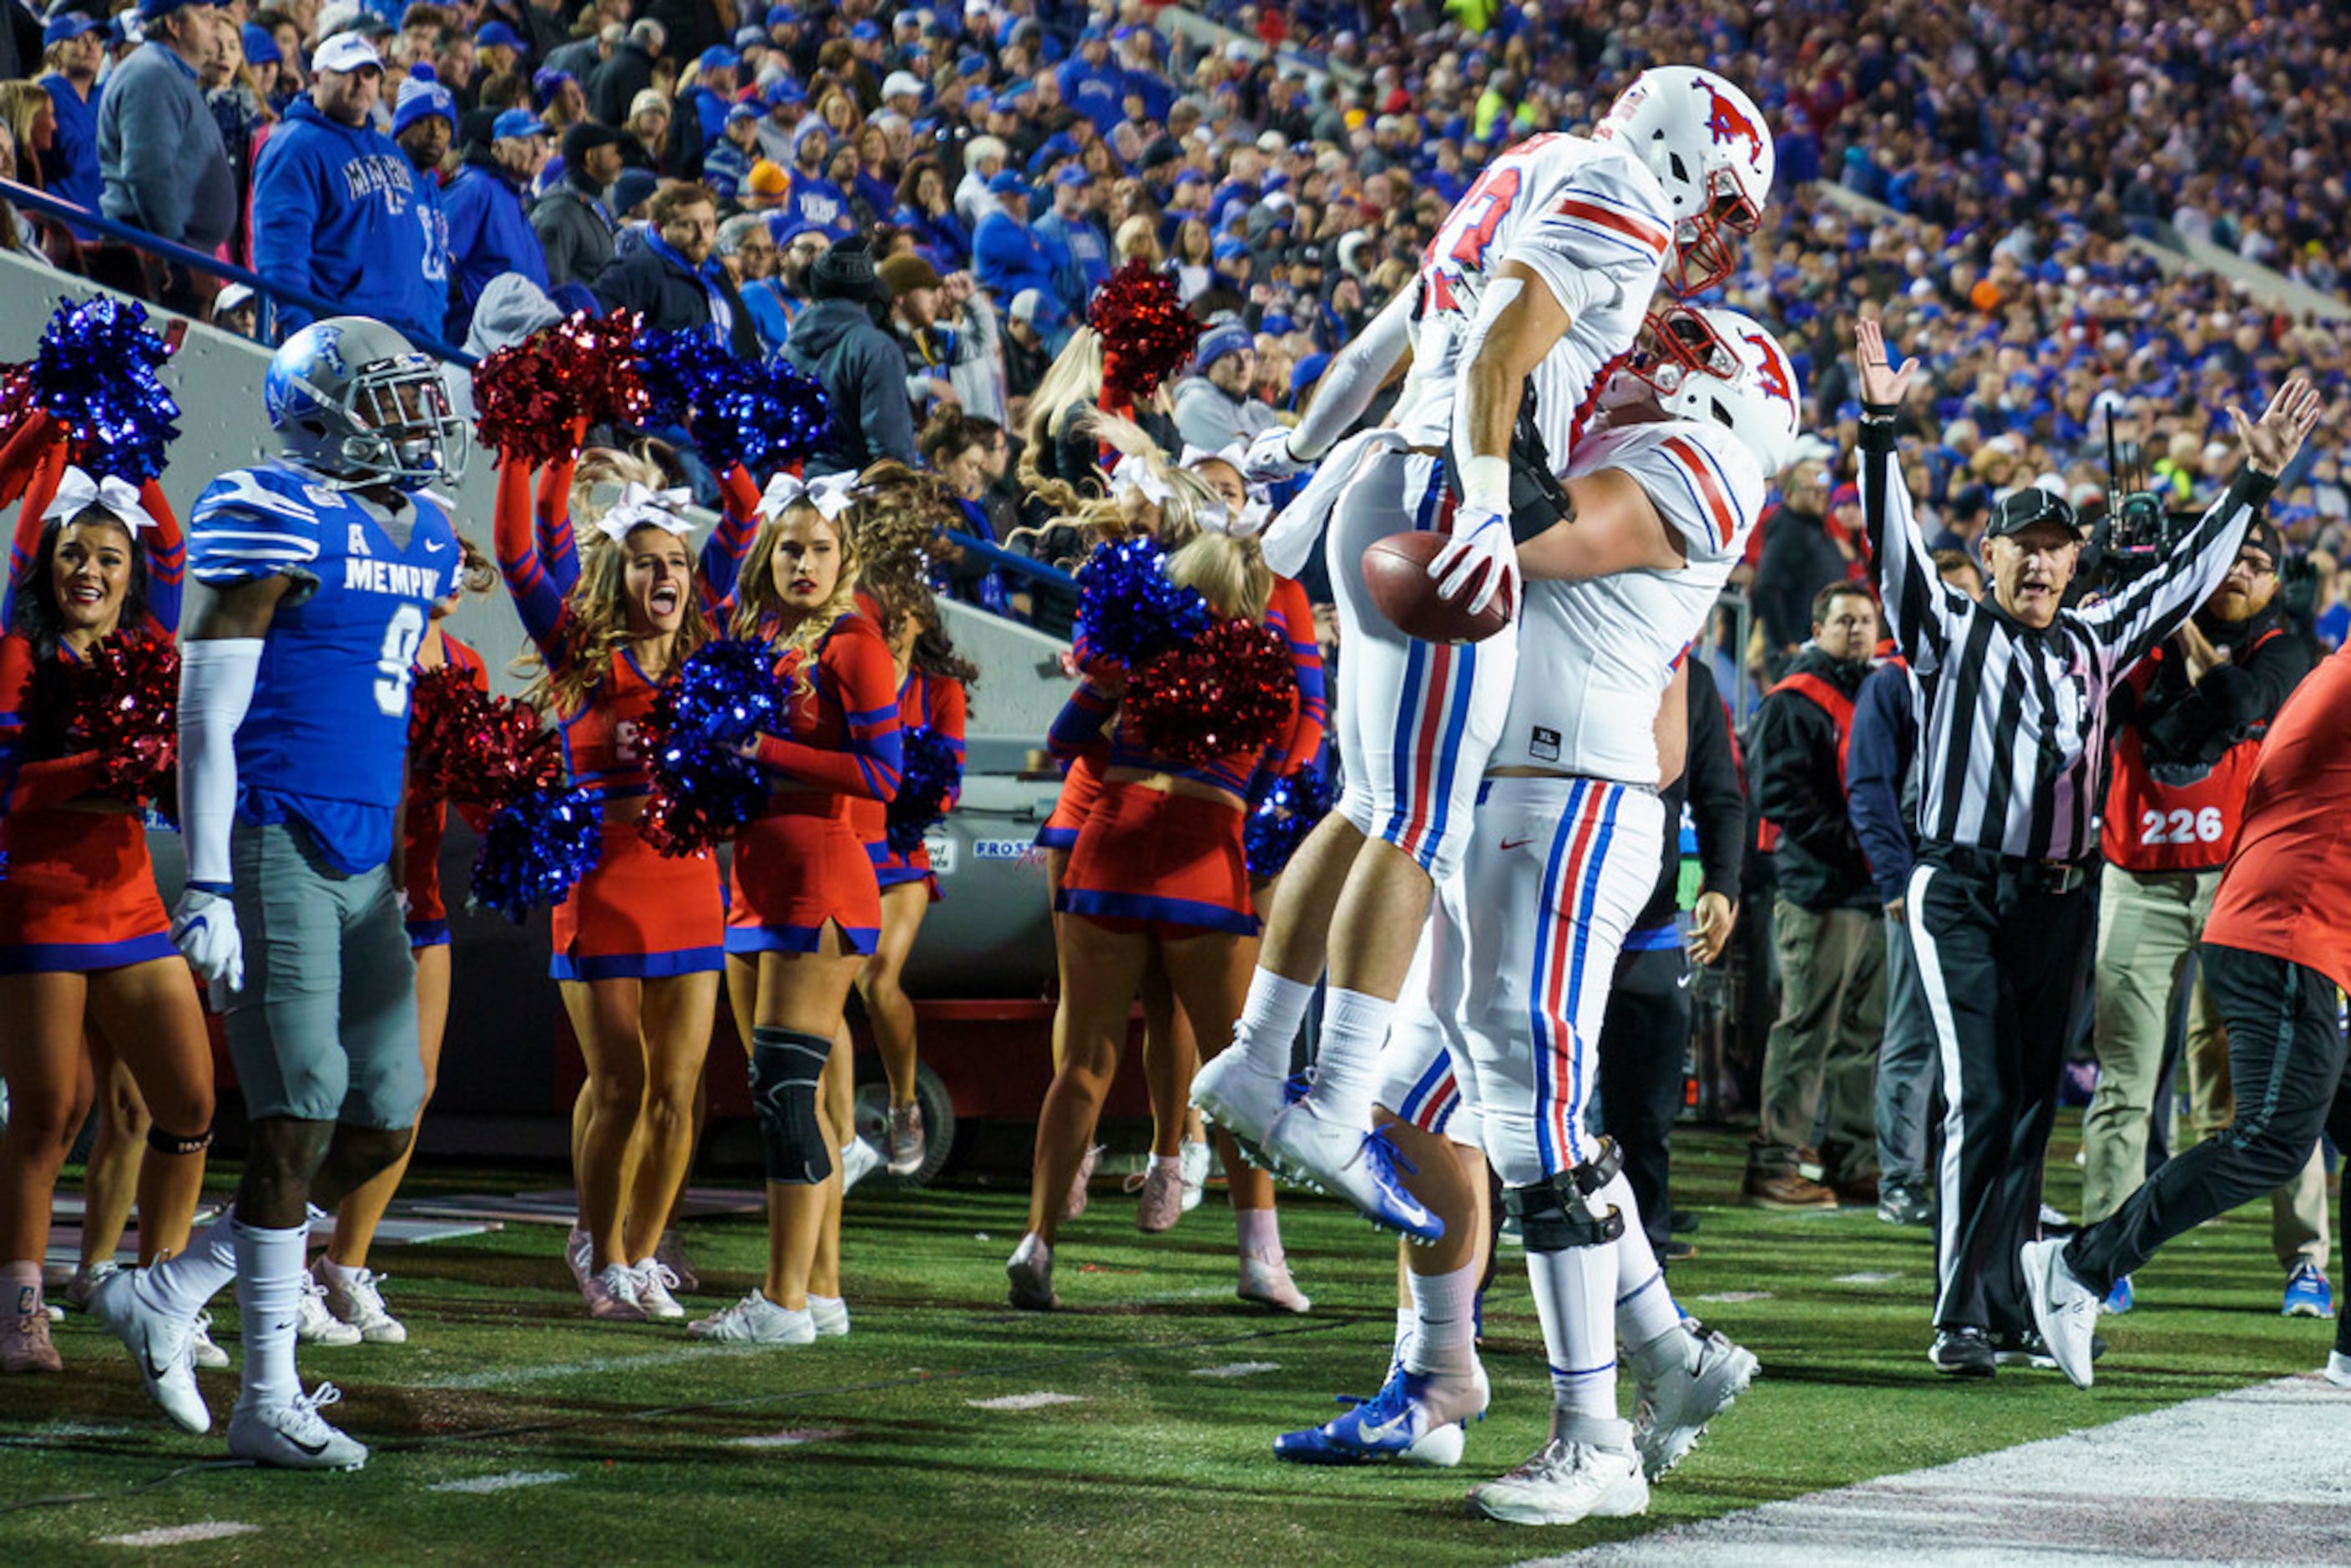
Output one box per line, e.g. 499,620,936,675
0,461,215,1374
691,468,902,1346
849,589,973,1176
308,544,496,1345
495,444,753,1322
1005,464,1304,1313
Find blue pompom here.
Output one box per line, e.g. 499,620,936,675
469,786,604,922
635,331,836,478
29,297,180,484
885,724,962,856
1074,536,1209,670
639,637,790,857
1244,765,1331,878
668,635,785,746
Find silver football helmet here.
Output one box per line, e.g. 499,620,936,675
263,316,468,490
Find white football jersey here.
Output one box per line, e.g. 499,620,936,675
1491,418,1765,785
1389,131,1673,458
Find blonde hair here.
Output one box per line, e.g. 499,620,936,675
523,448,710,714
842,459,958,645
1163,530,1272,622
733,493,865,696
1114,214,1161,266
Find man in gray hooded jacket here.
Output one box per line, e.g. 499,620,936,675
784,237,916,477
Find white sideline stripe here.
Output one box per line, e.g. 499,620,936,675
426,1470,574,1495
0,1422,139,1447
1832,1272,1902,1284
730,1428,847,1449
1519,1375,2351,1567
422,1344,764,1389
968,1391,1084,1410
1191,1361,1282,1378
97,1522,259,1548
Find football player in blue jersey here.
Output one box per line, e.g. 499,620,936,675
91,317,468,1470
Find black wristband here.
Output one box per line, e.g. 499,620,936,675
1861,401,1900,422
1857,417,1897,454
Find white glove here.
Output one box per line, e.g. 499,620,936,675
171,887,245,994
1426,500,1519,617
1241,427,1312,483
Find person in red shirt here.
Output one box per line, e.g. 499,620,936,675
2028,643,2351,1388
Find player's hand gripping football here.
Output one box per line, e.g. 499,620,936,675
1426,499,1519,618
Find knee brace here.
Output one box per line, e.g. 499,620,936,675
146,1124,214,1157
1506,1139,1625,1252
749,1027,832,1186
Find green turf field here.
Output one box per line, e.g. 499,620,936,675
3,1121,2337,1564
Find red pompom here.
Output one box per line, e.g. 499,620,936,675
472,311,651,467
1086,262,1203,408
57,632,179,797
1124,617,1294,767
407,666,563,812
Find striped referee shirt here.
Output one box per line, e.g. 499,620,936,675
1857,417,2276,863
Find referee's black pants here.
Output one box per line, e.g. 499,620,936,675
1597,937,1693,1259
2065,943,2348,1294
1909,849,2096,1337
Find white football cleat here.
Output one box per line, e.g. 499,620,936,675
89,1268,209,1434
2324,1350,2351,1388
189,1312,231,1370
226,1383,367,1470
1632,1318,1758,1479
1261,1099,1443,1243
2022,1237,2100,1389
632,1261,686,1321
63,1259,119,1312
687,1290,815,1345
1189,1049,1290,1154
808,1294,850,1338
313,1259,406,1345
295,1276,363,1347
583,1263,648,1323
1468,1414,1649,1526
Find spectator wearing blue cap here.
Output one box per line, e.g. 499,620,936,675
35,11,105,224
1033,163,1110,325
250,33,447,345
752,75,806,164
663,43,739,180
782,127,855,238
1057,24,1125,134
392,78,458,175
97,0,235,273
1172,321,1278,453
533,68,587,137
702,102,765,200
475,20,525,78
442,107,554,341
973,168,1056,325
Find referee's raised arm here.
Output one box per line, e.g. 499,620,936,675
1853,319,1955,673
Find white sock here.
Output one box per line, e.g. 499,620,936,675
1598,1175,1683,1350
1237,969,1317,1080
1404,1261,1481,1379
139,1208,240,1320
317,1257,361,1285
1306,987,1393,1125
1235,1206,1282,1258
1391,1303,1418,1371
232,1219,309,1410
1153,1153,1181,1174
1525,1226,1620,1422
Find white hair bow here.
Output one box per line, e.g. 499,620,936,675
593,482,695,544
43,467,158,538
1109,453,1174,506
1179,441,1250,473
757,470,859,522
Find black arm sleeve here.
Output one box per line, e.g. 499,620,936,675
1685,660,1746,901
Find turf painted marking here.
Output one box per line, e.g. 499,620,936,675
1832,1272,1902,1284
423,1344,763,1390
0,1421,139,1447
967,1391,1084,1411
730,1428,848,1449
426,1470,574,1495
1520,1375,2351,1566
1191,1361,1282,1378
1693,1291,1775,1303
97,1522,259,1548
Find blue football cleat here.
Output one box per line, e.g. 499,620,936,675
1272,1365,1486,1467
2102,1274,2134,1315
2283,1263,2334,1319
1261,1101,1443,1243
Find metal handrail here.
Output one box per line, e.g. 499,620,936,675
939,527,1079,590
0,175,476,363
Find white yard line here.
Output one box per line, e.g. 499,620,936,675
422,1343,765,1390
967,1391,1084,1411
97,1522,259,1548
729,1429,848,1449
425,1470,574,1495
1191,1361,1283,1378
1521,1375,2351,1567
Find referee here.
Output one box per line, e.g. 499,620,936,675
1852,319,2319,1378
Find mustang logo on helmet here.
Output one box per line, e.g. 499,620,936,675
1699,83,1766,169
1745,332,1796,408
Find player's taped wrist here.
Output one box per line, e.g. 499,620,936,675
1459,455,1511,520
177,639,262,888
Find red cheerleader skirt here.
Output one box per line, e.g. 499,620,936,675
727,795,882,955
0,808,176,974
1034,751,1103,852
549,817,726,981
1055,779,1256,938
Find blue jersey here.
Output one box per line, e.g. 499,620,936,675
188,463,458,874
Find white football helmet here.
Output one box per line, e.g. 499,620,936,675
1595,66,1774,296
1630,303,1802,476
265,316,468,490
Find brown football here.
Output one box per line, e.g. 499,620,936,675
1360,530,1514,644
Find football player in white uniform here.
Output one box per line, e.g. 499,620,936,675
1271,306,1802,1526
1194,67,1775,1241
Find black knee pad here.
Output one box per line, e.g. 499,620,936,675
749,1027,832,1186
1507,1139,1626,1252
146,1124,214,1157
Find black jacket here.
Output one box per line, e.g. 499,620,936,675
529,178,615,291
2116,601,2313,768
591,229,757,359
1753,645,1876,912
1752,505,1851,677
784,298,916,477
587,42,657,126
1632,660,1746,933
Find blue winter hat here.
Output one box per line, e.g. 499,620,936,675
492,109,550,141
475,20,523,50
850,19,882,39
1196,322,1253,367
726,102,758,124
956,52,988,77
238,20,280,61
699,43,741,71
392,80,457,138
532,66,575,101
43,11,99,44
1052,164,1091,186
